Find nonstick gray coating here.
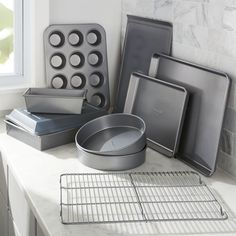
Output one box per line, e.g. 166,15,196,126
75,113,146,156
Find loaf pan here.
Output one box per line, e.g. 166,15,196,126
6,102,106,136
24,88,86,114
151,53,231,176
124,72,188,157
75,113,146,156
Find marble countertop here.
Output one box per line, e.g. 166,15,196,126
0,118,6,134
0,133,236,236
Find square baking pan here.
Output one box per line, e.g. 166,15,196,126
24,88,86,114
150,53,231,176
6,103,107,136
114,15,172,112
124,72,189,157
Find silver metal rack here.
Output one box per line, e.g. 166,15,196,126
60,171,227,224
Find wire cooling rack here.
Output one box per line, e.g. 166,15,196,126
60,171,227,224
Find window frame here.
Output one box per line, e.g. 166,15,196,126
0,0,28,87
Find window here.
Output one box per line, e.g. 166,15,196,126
0,0,49,111
0,0,24,86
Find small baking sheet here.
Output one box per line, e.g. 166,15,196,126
124,72,188,157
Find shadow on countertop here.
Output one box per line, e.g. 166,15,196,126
28,188,236,236
0,117,6,134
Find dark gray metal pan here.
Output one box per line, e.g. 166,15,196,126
114,15,172,112
5,120,78,151
151,53,231,176
76,145,146,171
75,113,146,156
6,102,107,136
5,104,107,151
124,72,188,157
24,88,86,114
44,24,110,109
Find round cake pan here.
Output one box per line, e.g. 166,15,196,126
76,145,146,171
75,113,146,156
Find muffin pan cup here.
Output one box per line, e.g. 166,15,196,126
44,24,110,109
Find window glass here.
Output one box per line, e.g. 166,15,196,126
0,0,14,74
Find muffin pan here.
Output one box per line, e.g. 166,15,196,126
44,24,110,109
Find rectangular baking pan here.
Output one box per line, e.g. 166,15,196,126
5,120,79,151
6,102,106,136
124,72,188,157
24,88,86,114
5,102,107,150
114,15,172,112
151,53,231,176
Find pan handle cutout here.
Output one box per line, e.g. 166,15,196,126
148,55,160,77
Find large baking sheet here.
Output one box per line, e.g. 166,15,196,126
151,53,231,176
124,72,188,157
114,15,172,112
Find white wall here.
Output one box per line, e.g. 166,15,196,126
31,0,50,87
49,0,122,107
